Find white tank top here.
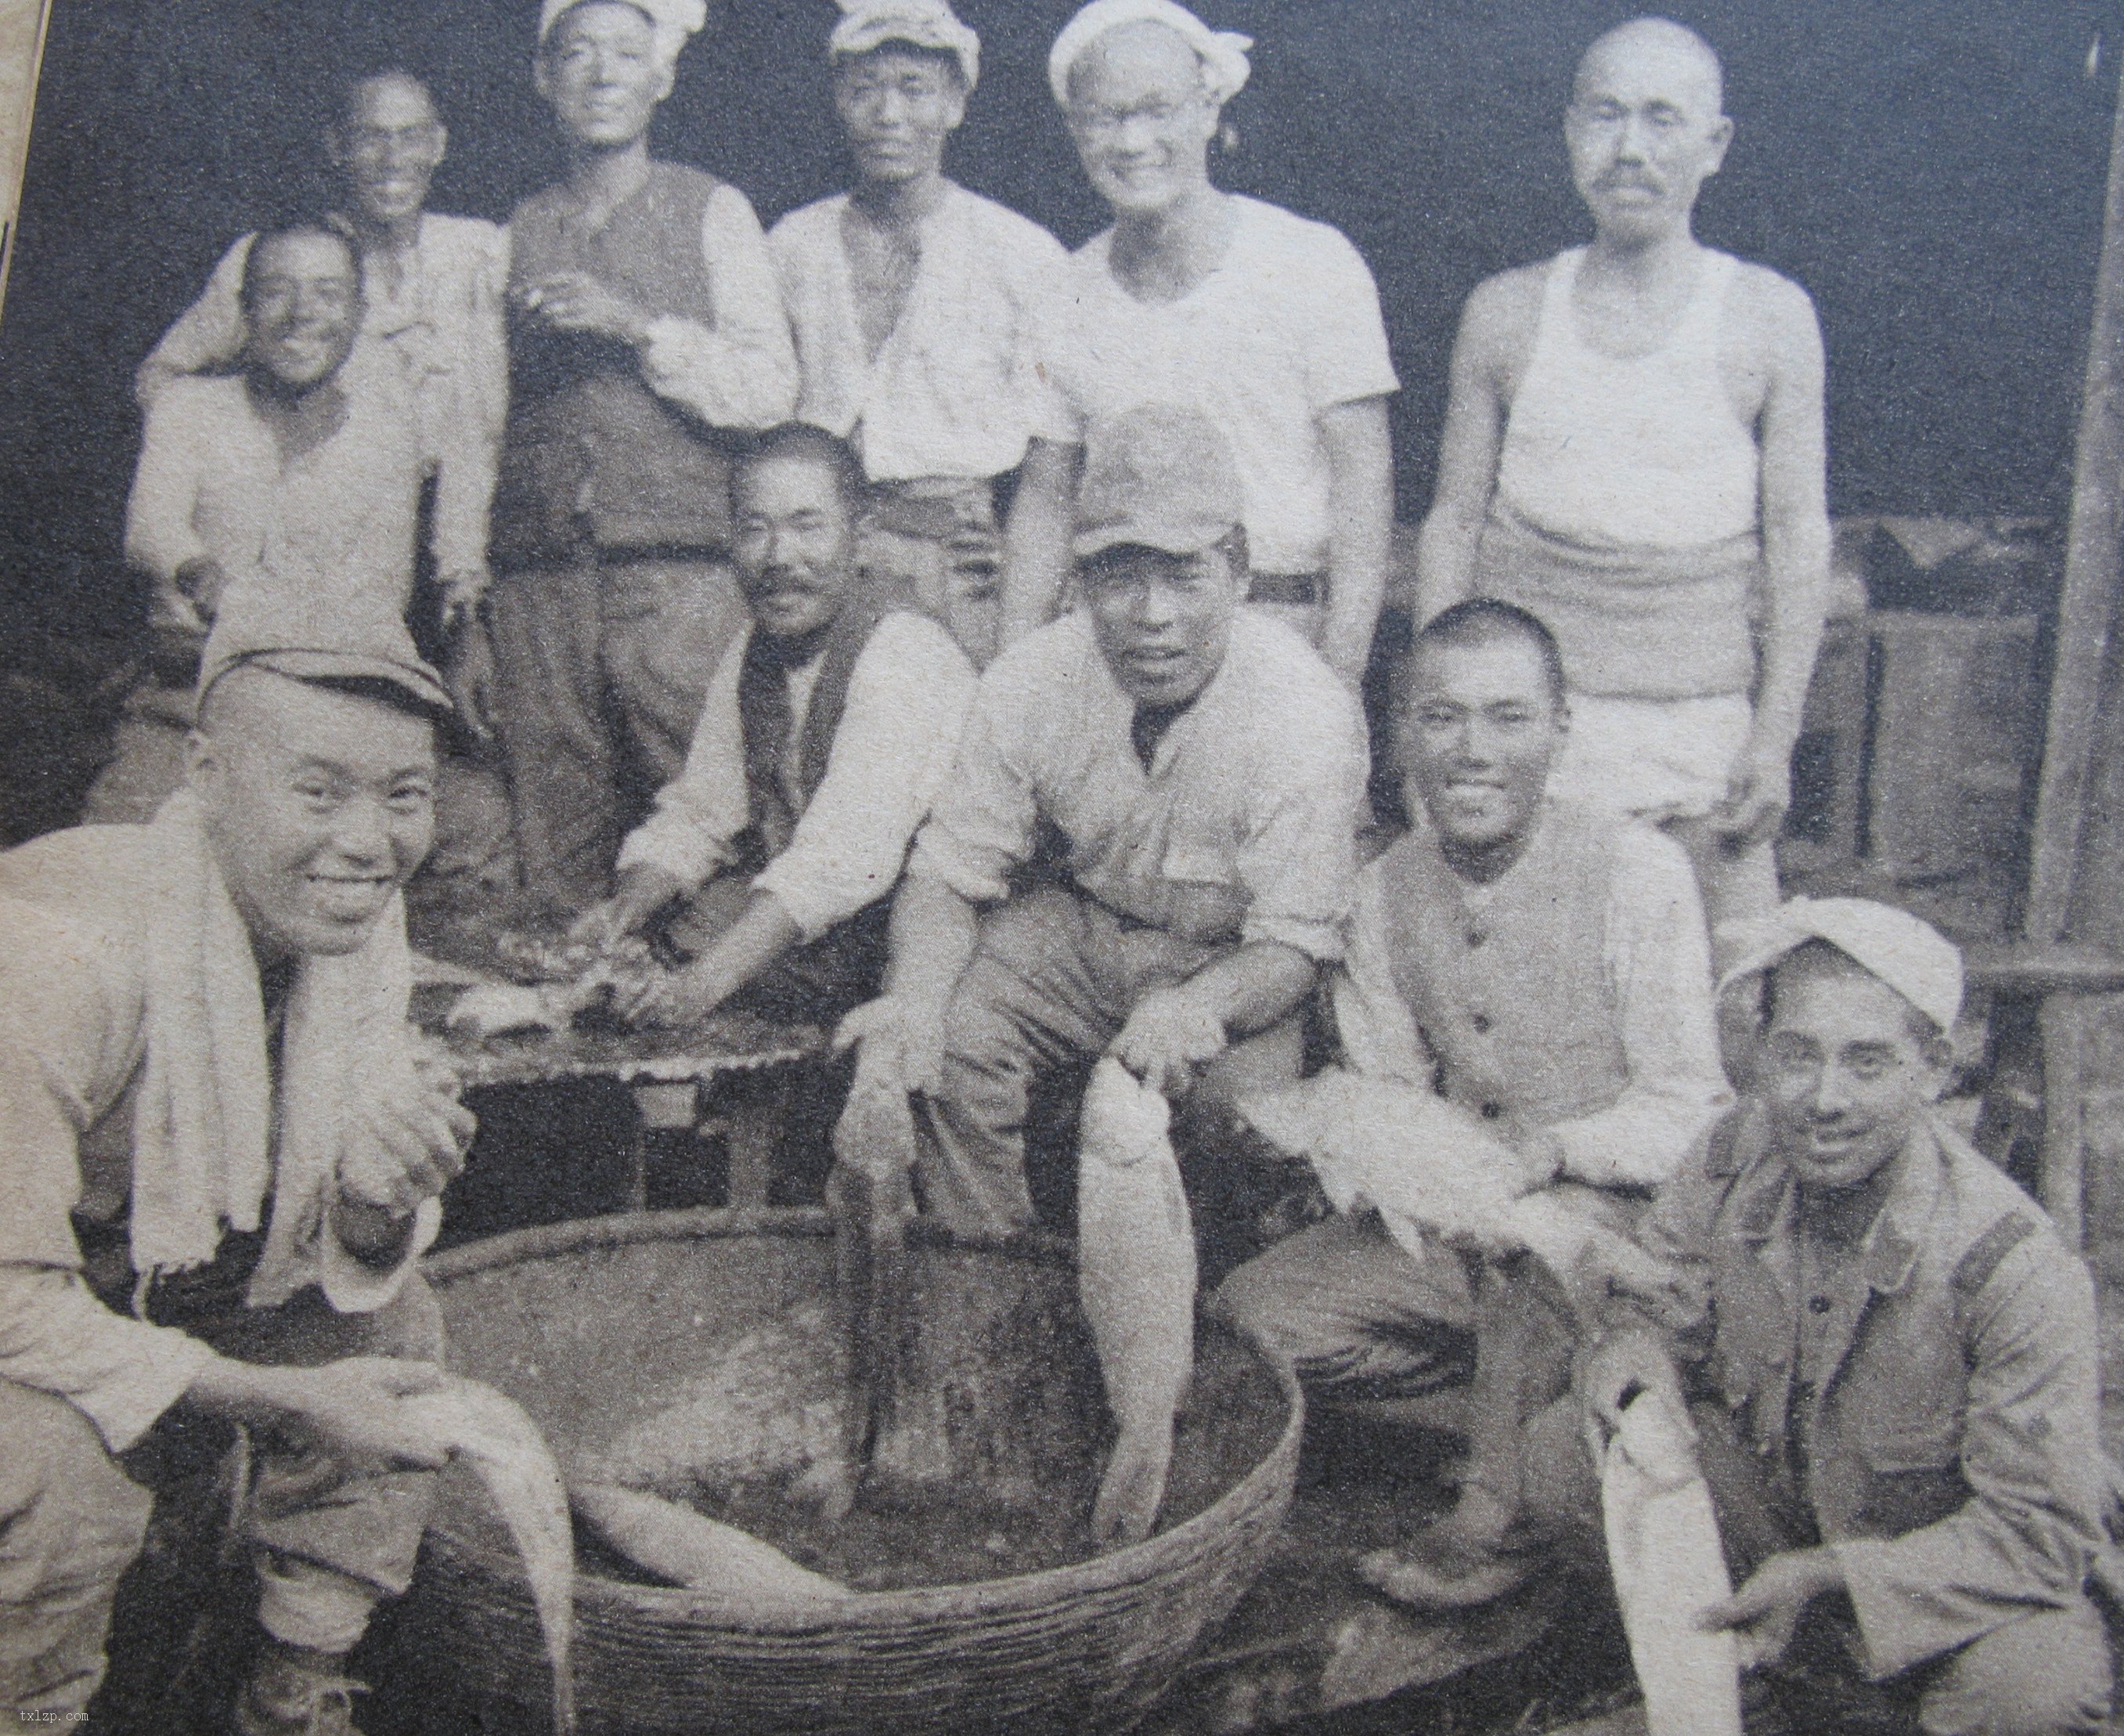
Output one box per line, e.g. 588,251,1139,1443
1495,247,1759,550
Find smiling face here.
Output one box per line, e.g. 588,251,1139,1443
242,229,362,392
538,2,673,150
1080,540,1241,710
1399,633,1567,854
1064,22,1218,218
732,451,863,644
1758,945,1950,1192
192,669,438,959
1565,20,1733,247
835,45,966,187
330,74,445,229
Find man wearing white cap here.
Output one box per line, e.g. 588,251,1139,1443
836,403,1367,1242
482,0,799,919
770,0,1065,668
1415,19,1830,938
0,585,475,1734
1001,0,1399,691
1493,900,2109,1733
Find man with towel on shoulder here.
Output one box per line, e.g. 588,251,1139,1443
0,587,475,1735
770,0,1065,668
1415,17,1830,936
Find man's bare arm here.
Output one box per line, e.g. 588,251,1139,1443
1724,274,1830,842
1316,395,1394,688
833,872,985,1097
1412,274,1527,626
1000,438,1083,650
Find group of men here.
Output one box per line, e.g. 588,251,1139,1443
0,3,2109,1735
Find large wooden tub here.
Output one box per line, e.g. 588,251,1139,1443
409,1207,1302,1734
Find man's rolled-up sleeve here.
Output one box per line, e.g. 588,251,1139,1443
637,185,799,432
1834,1237,2107,1680
907,686,1038,907
1234,706,1368,962
617,634,751,891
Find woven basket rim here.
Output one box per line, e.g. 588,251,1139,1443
424,1204,1306,1626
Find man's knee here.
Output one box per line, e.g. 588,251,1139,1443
1920,1601,2112,1736
0,1383,153,1608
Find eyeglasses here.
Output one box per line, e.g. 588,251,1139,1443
1066,95,1200,139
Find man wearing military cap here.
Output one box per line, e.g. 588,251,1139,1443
0,586,476,1734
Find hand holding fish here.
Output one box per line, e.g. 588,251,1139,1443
834,994,947,1099
1698,1547,1845,1670
189,1354,454,1471
1110,984,1227,1098
337,1074,478,1215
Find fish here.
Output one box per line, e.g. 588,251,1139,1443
571,1482,853,1601
1076,1057,1195,1550
1599,1385,1743,1736
828,1075,921,1501
398,1375,577,1736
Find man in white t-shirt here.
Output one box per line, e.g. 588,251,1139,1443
1000,0,1398,690
770,0,1064,668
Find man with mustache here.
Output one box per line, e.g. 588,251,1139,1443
1213,598,1728,1608
1415,17,1830,940
568,424,975,1054
137,70,505,648
770,0,1064,668
483,0,798,922
836,404,1367,1252
1511,902,2110,1734
0,587,474,1735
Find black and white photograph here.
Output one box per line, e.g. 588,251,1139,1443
2,2,2123,1731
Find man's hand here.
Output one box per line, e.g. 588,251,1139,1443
568,863,688,955
1577,1330,1687,1456
518,272,650,347
190,1355,453,1471
444,611,498,741
612,958,730,1030
1582,1236,1709,1330
1699,1547,1846,1671
1110,984,1228,1099
834,995,947,1100
1713,741,1793,847
337,1078,477,1217
173,557,233,618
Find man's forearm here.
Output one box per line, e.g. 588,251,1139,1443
882,872,983,1016
1751,525,1830,756
1000,439,1078,646
689,890,803,1007
1318,398,1394,685
1183,940,1317,1038
1412,505,1485,626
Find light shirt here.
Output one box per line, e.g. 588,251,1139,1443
913,608,1368,961
1334,817,1728,1189
771,185,1066,484
124,352,469,628
618,611,977,940
632,183,801,432
1029,195,1400,576
136,214,509,585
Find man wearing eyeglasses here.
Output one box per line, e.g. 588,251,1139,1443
1413,17,1830,944
999,0,1399,692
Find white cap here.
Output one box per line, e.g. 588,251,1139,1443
1048,0,1252,108
1717,897,1964,1034
831,0,979,89
538,0,707,67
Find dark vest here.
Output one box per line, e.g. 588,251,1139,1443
732,597,907,872
494,161,734,567
1375,802,1629,1128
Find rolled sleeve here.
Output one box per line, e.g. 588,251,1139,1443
1834,1239,2106,1680
1300,232,1401,410
0,1265,216,1454
124,391,212,588
135,234,254,408
637,186,799,431
755,615,976,939
617,633,751,890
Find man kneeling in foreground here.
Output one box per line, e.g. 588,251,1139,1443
1521,901,2111,1734
0,587,475,1734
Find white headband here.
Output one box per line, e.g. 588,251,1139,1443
538,0,706,67
1048,0,1252,109
1717,897,1965,1034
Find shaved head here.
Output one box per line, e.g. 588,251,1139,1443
1575,17,1725,117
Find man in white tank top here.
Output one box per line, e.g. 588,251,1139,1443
1414,17,1830,944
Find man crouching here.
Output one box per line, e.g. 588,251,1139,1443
0,585,474,1734
1519,901,2111,1734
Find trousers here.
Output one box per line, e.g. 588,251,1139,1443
1515,1395,2114,1735
918,885,1305,1248
0,1267,444,1720
487,549,745,919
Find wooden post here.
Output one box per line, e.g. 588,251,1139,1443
2026,56,2124,943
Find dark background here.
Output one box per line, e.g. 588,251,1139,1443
0,0,2119,810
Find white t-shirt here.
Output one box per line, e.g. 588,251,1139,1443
1030,195,1399,576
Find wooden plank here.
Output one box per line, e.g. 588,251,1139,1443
2040,994,2092,1248
2027,58,2124,943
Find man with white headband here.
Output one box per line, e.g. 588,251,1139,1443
1001,0,1399,691
479,0,799,920
1435,898,2113,1734
1415,19,1830,941
770,0,1064,668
